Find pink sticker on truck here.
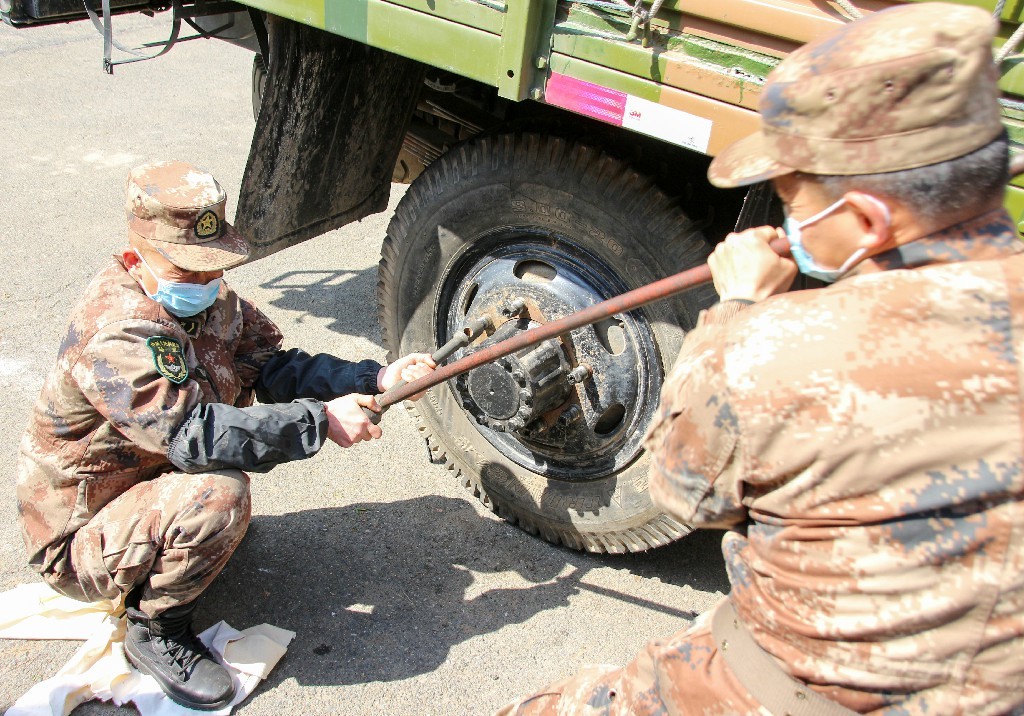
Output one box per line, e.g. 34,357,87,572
544,72,713,154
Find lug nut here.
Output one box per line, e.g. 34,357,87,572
557,406,582,426
501,299,527,317
567,364,592,385
462,315,493,338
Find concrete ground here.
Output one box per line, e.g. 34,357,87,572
0,17,730,715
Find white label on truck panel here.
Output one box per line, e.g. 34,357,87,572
621,95,713,154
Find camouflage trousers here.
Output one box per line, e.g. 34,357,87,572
44,470,251,618
495,601,768,716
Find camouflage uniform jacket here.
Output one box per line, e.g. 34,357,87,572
19,256,287,576
645,209,1024,714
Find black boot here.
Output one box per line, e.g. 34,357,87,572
124,599,235,711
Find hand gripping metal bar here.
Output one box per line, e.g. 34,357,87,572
363,315,493,424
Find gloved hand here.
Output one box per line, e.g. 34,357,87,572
324,394,382,447
376,352,437,401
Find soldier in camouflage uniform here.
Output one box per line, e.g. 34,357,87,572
16,160,435,710
498,3,1024,715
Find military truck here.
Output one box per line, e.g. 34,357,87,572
5,0,1023,553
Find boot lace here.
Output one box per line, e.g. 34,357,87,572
150,610,215,680
155,633,211,679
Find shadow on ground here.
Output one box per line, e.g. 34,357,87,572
261,267,381,343
197,494,728,691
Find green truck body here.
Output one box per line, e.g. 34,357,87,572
5,0,1022,552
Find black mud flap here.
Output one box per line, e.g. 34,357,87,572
235,16,425,261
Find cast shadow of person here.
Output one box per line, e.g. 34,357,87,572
199,494,582,688
260,267,381,343
197,493,728,691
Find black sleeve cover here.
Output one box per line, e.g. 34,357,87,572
167,399,328,474
255,348,382,404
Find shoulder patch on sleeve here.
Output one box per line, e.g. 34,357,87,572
146,336,189,385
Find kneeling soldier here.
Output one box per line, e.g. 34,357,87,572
16,160,435,710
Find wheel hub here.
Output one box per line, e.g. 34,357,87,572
456,321,571,433
466,363,520,420
441,239,661,479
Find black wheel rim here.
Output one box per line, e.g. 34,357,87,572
436,226,665,482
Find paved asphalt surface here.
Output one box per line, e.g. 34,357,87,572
0,17,731,716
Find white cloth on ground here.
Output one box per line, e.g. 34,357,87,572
1,583,294,716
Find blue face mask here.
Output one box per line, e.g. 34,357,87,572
134,250,222,317
783,198,869,283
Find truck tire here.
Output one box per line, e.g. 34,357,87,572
378,133,717,553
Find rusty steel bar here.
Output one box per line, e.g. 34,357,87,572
376,235,791,410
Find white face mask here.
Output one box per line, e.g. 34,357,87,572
782,196,890,283
133,250,222,317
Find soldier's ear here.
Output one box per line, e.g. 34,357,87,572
122,248,148,284
122,248,140,268
844,192,893,253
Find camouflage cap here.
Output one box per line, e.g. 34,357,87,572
125,160,250,271
708,2,1003,188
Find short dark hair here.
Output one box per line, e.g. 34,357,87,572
813,132,1010,224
